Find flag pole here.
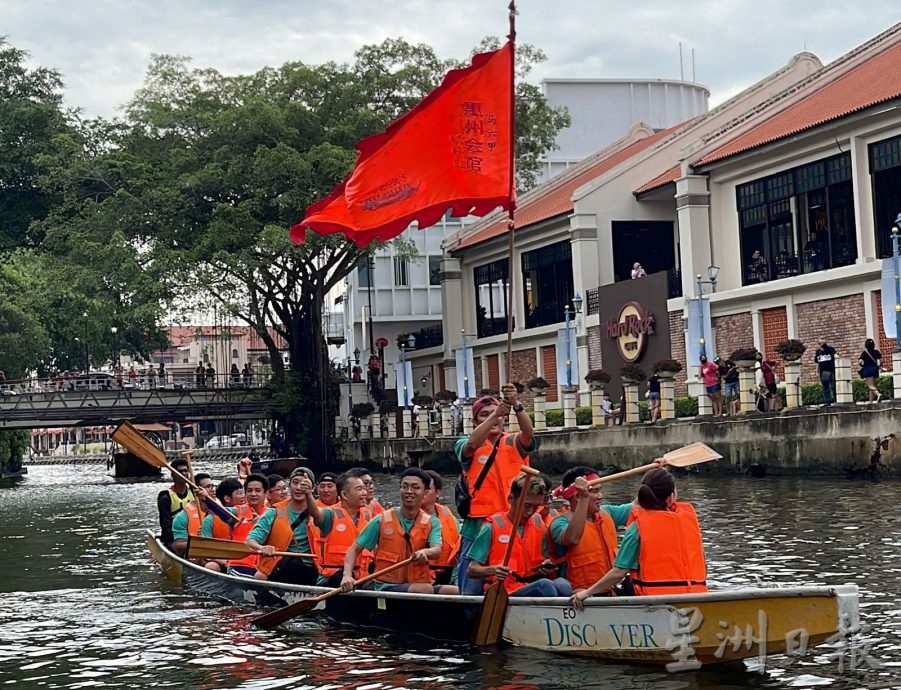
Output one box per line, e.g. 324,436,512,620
504,0,517,385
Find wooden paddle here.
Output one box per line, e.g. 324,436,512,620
112,420,237,526
588,442,722,487
186,535,316,561
252,557,416,629
471,465,542,646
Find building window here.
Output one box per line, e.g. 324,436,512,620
393,257,408,286
428,256,442,285
357,259,373,288
232,349,239,359
521,240,574,329
474,259,509,338
870,134,901,258
737,151,856,285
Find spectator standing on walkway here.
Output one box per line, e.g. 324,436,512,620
631,262,647,279
815,338,837,407
721,359,739,415
756,352,781,411
646,373,661,422
206,363,216,387
147,364,156,389
699,355,723,416
858,338,882,403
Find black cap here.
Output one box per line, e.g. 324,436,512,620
317,472,338,484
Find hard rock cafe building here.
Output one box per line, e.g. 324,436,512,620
405,25,901,408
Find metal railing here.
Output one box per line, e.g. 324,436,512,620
0,371,271,397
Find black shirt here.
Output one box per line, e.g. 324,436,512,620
859,349,881,367
815,346,836,373
648,375,661,394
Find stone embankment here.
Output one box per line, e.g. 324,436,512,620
25,445,270,466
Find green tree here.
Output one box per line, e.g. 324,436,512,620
37,38,569,461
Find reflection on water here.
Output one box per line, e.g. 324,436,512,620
0,465,898,689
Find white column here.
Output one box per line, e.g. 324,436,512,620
590,387,605,426
624,383,640,424
388,412,397,439
675,174,712,297
784,362,802,409
372,412,382,438
440,258,463,362
533,393,546,431
660,379,675,419
893,350,901,399
850,135,877,262
738,368,756,413
462,403,474,435
835,357,853,404
562,389,577,428
440,404,452,436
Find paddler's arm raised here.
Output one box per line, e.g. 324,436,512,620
461,401,510,458
503,383,534,451
560,477,590,546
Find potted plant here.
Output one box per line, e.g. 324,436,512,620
653,359,683,379
434,389,456,404
619,364,647,384
512,381,525,394
378,399,397,415
351,402,375,419
584,369,611,390
526,376,549,394
730,348,759,369
411,394,433,407
775,339,806,362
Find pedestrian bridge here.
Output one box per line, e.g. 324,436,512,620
0,386,271,430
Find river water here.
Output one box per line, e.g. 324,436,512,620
0,464,899,690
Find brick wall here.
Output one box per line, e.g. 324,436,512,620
587,325,603,370
541,344,558,402
473,356,483,392
669,310,688,396
796,294,866,382
486,354,500,391
511,348,538,406
712,312,754,362
873,290,897,355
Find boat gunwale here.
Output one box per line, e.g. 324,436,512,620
147,530,859,608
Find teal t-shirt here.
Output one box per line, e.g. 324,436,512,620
613,522,640,570
355,511,442,591
246,504,334,558
172,509,190,541
549,503,634,557
455,433,536,542
466,519,528,566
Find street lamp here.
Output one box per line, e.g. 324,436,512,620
563,292,582,390
82,311,89,372
695,267,719,358
892,213,901,350
110,326,119,368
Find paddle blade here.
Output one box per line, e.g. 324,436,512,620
253,597,319,629
187,536,252,560
663,442,722,468
471,582,509,645
112,421,167,468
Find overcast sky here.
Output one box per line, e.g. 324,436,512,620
3,1,899,118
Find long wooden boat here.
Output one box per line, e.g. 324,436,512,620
147,530,859,666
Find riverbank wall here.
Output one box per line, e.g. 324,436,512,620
345,402,901,478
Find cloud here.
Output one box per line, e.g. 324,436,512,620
2,0,899,117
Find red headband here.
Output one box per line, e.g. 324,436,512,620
471,396,500,420
561,473,600,500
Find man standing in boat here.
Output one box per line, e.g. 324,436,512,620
247,467,325,585
466,475,571,597
548,468,637,596
340,468,458,594
157,456,195,548
456,383,535,595
569,468,707,609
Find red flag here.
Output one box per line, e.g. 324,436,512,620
291,43,513,247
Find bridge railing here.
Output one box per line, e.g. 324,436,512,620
0,371,272,397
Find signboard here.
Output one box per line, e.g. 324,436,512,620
606,302,655,363
881,258,897,339
455,347,476,401
556,326,579,390
395,360,413,407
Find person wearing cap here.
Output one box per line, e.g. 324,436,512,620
814,337,837,407
246,467,328,585
316,472,339,507
156,457,195,548
455,382,535,595
548,467,637,595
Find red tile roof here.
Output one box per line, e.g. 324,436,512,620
696,40,901,167
634,164,681,196
449,127,675,252
163,325,287,351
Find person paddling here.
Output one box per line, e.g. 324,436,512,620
340,468,458,595
157,457,195,548
247,467,324,585
313,473,374,586
569,468,707,609
466,475,571,598
423,470,461,586
456,383,535,595
201,478,257,574
548,467,637,596
171,472,214,557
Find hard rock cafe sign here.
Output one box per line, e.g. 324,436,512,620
606,302,655,363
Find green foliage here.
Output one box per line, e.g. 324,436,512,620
351,402,375,419
675,397,699,418
0,430,29,469
539,406,593,427
799,376,894,405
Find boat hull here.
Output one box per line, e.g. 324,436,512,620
147,531,859,666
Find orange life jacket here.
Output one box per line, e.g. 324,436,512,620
310,506,372,577
465,433,529,519
183,501,203,538
372,508,432,584
255,500,304,577
549,511,618,591
630,502,708,595
368,499,385,516
484,511,545,594
211,503,255,540
434,503,461,567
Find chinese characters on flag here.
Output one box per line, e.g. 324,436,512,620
291,43,513,248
